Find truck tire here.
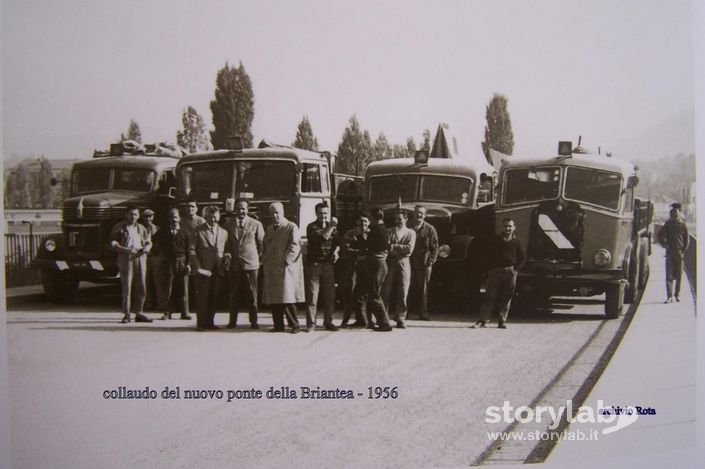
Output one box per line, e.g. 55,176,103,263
624,251,639,304
638,240,650,289
605,283,625,319
41,270,79,303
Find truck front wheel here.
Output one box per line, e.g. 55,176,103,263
605,283,625,319
624,251,640,304
41,270,79,303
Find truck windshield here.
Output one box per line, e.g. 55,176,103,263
367,175,417,203
564,167,622,210
235,160,295,199
113,169,155,193
503,167,560,204
420,175,473,206
180,161,234,202
72,168,111,195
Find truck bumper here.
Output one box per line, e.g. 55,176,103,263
32,258,119,281
517,271,626,297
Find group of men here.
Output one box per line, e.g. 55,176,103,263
110,199,467,333
110,198,263,329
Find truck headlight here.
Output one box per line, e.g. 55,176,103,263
593,249,611,267
44,239,56,252
438,244,451,258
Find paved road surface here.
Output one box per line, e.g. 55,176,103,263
4,250,673,468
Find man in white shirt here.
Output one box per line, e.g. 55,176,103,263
382,209,416,329
110,205,153,323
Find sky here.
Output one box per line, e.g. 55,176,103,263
1,0,698,165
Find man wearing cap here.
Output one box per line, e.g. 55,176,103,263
658,203,690,303
110,205,153,323
408,205,438,321
180,198,205,316
223,198,265,329
383,209,416,328
140,209,160,310
304,202,340,332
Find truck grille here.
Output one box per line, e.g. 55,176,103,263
62,205,112,220
64,224,101,252
528,201,584,263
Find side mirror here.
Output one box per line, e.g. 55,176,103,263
627,176,639,188
50,177,58,186
168,187,176,199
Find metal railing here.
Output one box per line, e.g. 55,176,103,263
4,232,59,287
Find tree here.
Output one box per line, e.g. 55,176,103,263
210,62,255,149
177,106,211,152
121,119,142,143
406,137,417,155
336,116,373,176
15,162,31,208
36,157,53,209
57,168,72,208
392,144,410,159
292,115,319,151
421,129,431,153
372,133,392,161
4,172,16,208
482,93,514,164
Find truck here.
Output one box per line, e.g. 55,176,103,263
33,141,182,301
175,139,337,234
494,140,653,318
363,125,496,310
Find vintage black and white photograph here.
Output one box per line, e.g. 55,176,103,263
1,0,702,467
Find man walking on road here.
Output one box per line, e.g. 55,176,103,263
223,198,264,329
471,218,524,329
658,203,690,303
304,202,340,332
110,205,153,324
408,205,438,321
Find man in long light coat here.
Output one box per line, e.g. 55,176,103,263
262,202,305,333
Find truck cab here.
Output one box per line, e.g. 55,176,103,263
495,141,652,318
33,142,181,301
175,140,333,239
363,126,496,311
